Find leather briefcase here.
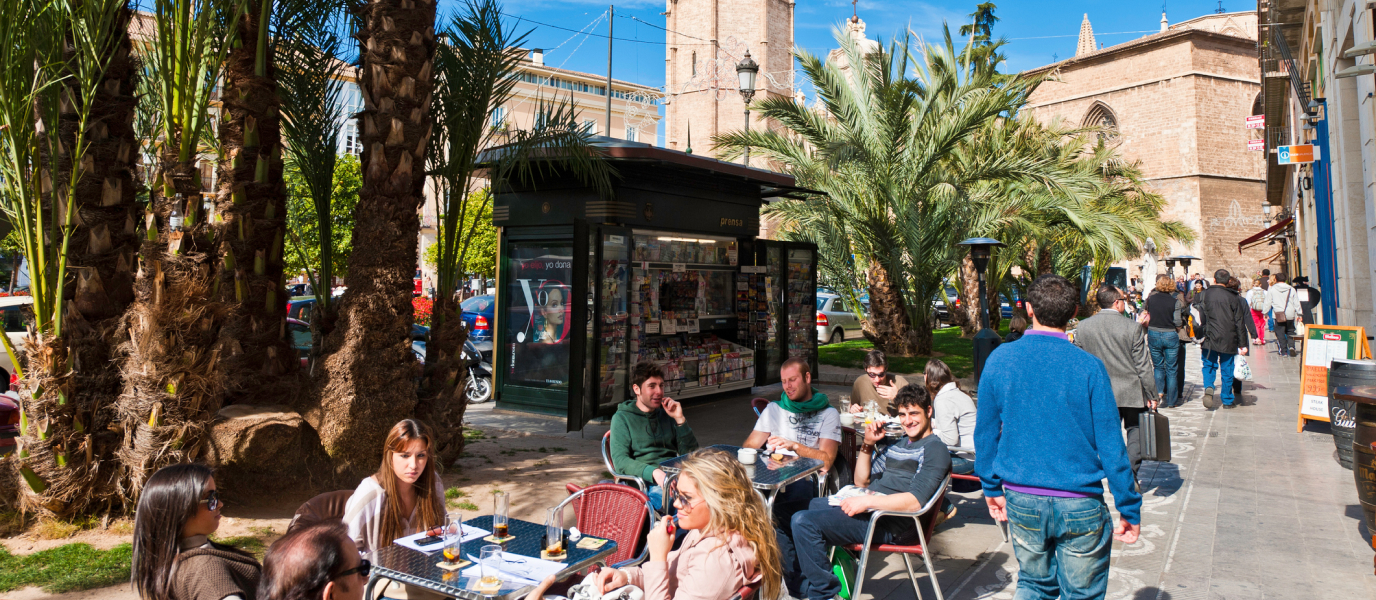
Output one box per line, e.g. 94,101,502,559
1139,408,1171,463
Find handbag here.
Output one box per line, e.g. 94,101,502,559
1233,356,1252,381
1139,407,1171,463
1274,290,1292,323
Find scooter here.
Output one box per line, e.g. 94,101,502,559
461,340,493,403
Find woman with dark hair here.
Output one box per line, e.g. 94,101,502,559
925,359,975,474
131,464,261,600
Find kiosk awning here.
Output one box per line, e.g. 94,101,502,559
1238,217,1293,253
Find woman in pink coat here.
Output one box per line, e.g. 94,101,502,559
534,450,782,600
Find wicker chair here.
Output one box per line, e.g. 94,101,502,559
560,483,654,568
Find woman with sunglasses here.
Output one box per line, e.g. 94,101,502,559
132,464,261,600
588,449,782,600
260,521,369,600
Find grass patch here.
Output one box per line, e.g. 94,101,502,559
445,487,470,501
0,542,132,593
33,519,82,540
451,500,479,511
463,428,488,442
211,535,268,560
817,324,1009,378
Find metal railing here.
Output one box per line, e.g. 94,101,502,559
1269,27,1310,106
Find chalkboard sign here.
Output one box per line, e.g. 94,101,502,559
1298,325,1372,431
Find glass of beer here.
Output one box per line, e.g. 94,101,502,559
479,544,502,588
493,491,510,538
442,512,462,563
544,507,563,555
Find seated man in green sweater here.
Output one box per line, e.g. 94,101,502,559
610,362,699,510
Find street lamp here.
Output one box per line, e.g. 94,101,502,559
736,50,758,167
958,237,1005,385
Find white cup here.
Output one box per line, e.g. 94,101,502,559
737,447,758,464
839,413,854,427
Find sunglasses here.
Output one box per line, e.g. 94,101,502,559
665,474,702,511
333,558,372,581
865,371,886,379
199,490,221,512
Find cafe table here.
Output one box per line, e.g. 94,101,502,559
658,444,825,510
364,515,618,600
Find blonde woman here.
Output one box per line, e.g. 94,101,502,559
343,419,446,599
587,449,782,600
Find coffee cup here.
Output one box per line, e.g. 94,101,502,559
737,448,757,464
839,413,854,427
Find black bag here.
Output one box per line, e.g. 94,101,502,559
1139,408,1171,463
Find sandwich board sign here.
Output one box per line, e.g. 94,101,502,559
1277,144,1318,165
1297,325,1372,431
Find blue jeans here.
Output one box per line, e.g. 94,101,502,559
647,485,664,513
1147,331,1179,406
1200,349,1237,406
773,480,820,596
789,497,918,600
1004,489,1113,600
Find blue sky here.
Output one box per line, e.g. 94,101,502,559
448,0,1245,137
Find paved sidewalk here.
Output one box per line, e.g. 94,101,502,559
949,339,1376,599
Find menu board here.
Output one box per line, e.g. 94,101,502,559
1298,325,1371,431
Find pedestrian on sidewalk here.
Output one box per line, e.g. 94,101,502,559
1247,278,1268,345
1146,275,1185,407
1267,275,1301,356
975,274,1142,600
1228,277,1259,401
1196,269,1250,409
1074,284,1157,477
1293,276,1321,325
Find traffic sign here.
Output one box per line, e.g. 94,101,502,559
1247,139,1265,151
1277,144,1318,164
1245,115,1265,129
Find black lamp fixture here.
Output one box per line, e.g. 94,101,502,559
1164,256,1178,277
736,51,759,167
1172,254,1200,278
957,237,1005,385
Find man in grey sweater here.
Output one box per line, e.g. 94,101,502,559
1075,285,1157,476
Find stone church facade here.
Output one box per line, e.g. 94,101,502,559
1024,12,1273,281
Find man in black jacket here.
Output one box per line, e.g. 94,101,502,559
1197,269,1251,410
1293,276,1321,325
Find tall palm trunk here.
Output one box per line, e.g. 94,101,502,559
308,0,436,476
216,0,295,403
862,263,919,356
19,5,140,517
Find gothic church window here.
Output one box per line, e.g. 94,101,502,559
1083,102,1118,141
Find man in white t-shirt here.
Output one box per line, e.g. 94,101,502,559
744,357,840,597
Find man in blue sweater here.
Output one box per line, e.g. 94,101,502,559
975,274,1142,600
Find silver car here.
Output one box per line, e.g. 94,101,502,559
817,293,865,344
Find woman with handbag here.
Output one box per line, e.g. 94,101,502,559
1267,275,1302,357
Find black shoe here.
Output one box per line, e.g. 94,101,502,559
1222,403,1236,409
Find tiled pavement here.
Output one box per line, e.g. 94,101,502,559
948,338,1376,599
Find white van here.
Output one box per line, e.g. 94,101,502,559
0,296,32,384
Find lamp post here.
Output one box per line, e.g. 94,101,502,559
736,51,758,167
958,237,1005,385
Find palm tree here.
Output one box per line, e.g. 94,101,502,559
118,0,244,497
0,0,139,516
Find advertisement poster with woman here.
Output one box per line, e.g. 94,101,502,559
506,244,573,388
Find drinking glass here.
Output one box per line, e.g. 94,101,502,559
839,394,851,414
442,512,463,563
493,491,510,538
479,544,502,588
545,506,563,555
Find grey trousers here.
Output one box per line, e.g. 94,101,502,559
1119,406,1146,475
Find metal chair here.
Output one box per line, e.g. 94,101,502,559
843,474,952,600
601,431,647,491
286,490,353,534
560,483,655,568
751,397,770,417
948,446,1009,543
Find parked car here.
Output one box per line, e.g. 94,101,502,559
460,295,494,342
287,298,317,323
0,391,16,456
286,318,312,369
0,296,32,384
816,293,865,345
999,289,1023,320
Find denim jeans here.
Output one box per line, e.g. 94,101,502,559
647,485,664,513
789,497,917,600
951,455,974,475
1004,489,1113,600
1147,330,1179,406
773,480,820,596
1200,349,1237,406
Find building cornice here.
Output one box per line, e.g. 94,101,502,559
1025,70,1259,111
1022,27,1257,76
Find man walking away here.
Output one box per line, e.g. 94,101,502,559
975,274,1142,600
1145,275,1184,407
1268,275,1302,357
1075,285,1157,477
1197,269,1250,409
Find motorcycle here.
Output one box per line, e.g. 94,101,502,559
461,340,493,404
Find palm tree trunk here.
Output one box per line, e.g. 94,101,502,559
16,5,140,518
308,0,436,477
861,263,919,357
956,256,981,336
216,0,296,403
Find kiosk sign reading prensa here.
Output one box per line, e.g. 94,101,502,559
1277,144,1318,165
1298,325,1372,431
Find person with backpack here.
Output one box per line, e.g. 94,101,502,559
1267,275,1302,357
1246,278,1268,345
1196,269,1251,410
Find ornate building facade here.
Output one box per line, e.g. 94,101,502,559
1023,11,1273,281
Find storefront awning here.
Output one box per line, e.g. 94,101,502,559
1238,217,1293,253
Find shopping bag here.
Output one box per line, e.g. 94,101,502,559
1139,408,1171,463
1233,356,1252,381
831,547,857,599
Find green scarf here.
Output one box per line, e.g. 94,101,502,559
778,388,830,414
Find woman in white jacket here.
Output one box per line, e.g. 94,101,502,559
1266,275,1302,356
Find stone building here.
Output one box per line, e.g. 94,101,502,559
1022,11,1274,282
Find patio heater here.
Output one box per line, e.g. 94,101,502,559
736,51,758,167
1164,257,1178,278
958,237,1005,385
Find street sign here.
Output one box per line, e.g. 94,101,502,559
1277,144,1318,164
1245,115,1265,129
1247,139,1265,151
